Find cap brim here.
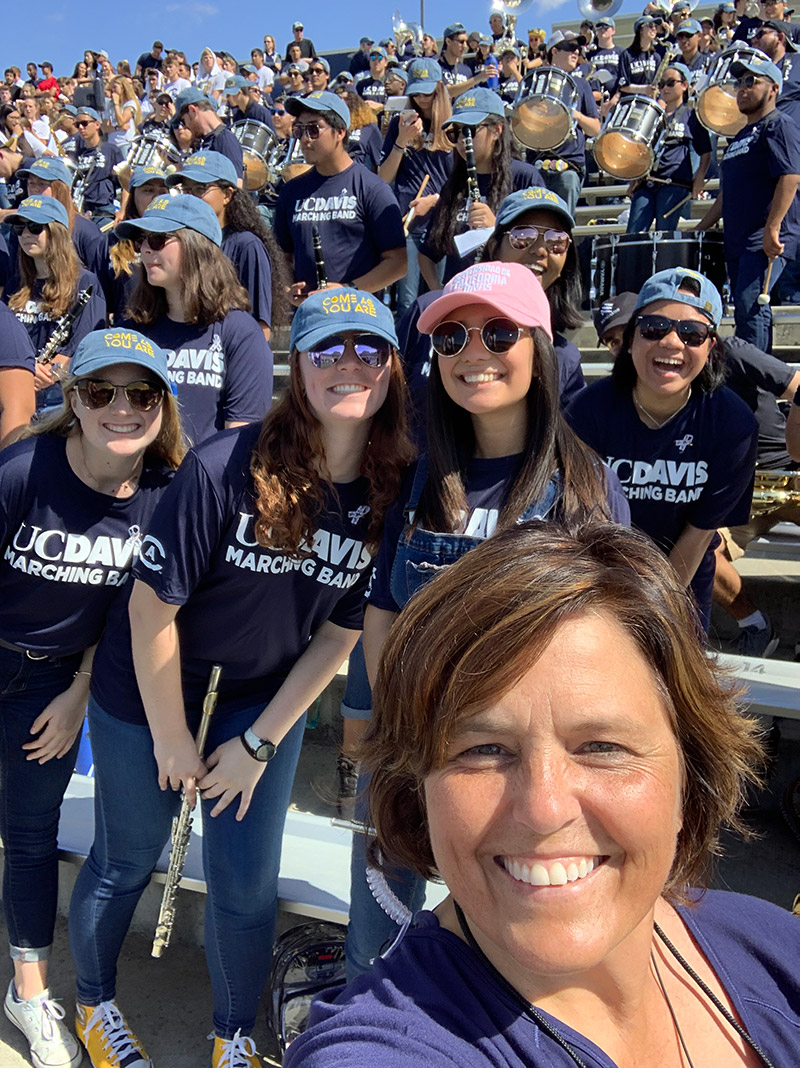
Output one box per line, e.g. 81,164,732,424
406,80,437,95
498,201,575,231
418,290,552,338
167,166,217,185
293,321,398,352
444,109,503,126
115,216,181,239
6,207,63,227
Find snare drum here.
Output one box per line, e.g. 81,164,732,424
114,134,181,190
511,67,578,151
280,137,312,183
232,119,279,191
594,96,666,181
696,45,767,136
588,231,727,309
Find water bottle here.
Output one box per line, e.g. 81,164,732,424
485,54,499,90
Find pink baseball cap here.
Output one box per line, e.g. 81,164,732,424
417,262,552,340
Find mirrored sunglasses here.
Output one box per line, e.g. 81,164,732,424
635,314,713,347
306,334,392,369
506,225,571,254
431,317,524,358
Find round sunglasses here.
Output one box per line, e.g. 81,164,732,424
505,225,571,254
11,220,47,236
635,314,713,347
76,379,165,412
306,334,392,369
431,317,525,358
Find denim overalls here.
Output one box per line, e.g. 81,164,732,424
389,454,562,609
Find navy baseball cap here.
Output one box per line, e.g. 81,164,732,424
676,18,702,34
290,289,399,352
360,36,374,45
18,157,73,188
129,165,168,190
593,292,638,342
445,88,506,126
730,53,784,89
406,57,443,94
633,16,657,32
115,193,222,246
285,90,350,128
223,75,250,94
495,186,575,230
70,328,172,391
75,106,101,121
634,267,723,327
167,150,238,186
7,194,69,229
760,18,798,48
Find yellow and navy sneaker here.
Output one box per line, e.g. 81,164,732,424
211,1029,260,1068
75,1001,152,1068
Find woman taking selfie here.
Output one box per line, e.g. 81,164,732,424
68,289,413,1068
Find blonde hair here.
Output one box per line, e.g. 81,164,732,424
8,221,82,319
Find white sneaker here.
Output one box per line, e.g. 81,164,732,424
4,981,83,1068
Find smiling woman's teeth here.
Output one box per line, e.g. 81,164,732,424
330,384,366,394
502,856,600,886
104,424,138,434
654,357,683,368
462,373,502,383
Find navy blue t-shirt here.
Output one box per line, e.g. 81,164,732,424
104,423,374,723
230,101,274,130
198,124,245,179
0,232,9,292
526,78,598,170
3,268,106,358
438,57,472,87
274,161,405,289
356,77,387,105
0,435,173,656
118,311,272,446
722,335,796,468
221,228,273,327
74,142,124,212
381,115,454,222
653,104,711,185
368,452,629,613
586,45,622,94
618,47,660,89
347,125,383,172
285,891,800,1068
720,108,800,259
565,377,758,617
0,302,35,373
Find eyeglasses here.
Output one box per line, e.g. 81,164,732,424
11,220,47,236
635,314,713,346
293,121,328,140
306,334,392,369
658,77,684,87
75,119,96,128
75,379,165,412
431,317,525,358
445,121,494,145
505,225,571,254
734,74,765,89
135,231,179,252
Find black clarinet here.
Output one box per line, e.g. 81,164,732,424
463,130,481,205
36,286,94,378
312,225,328,290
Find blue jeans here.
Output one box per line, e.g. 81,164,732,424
395,231,444,324
0,646,82,958
728,249,786,354
340,638,371,721
536,168,582,219
344,770,426,981
627,182,690,234
69,698,306,1038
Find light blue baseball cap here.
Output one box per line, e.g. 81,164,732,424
70,327,172,391
677,18,702,34
285,90,350,129
633,267,723,327
7,194,69,229
166,149,238,186
730,53,784,90
445,88,506,126
75,105,102,121
223,75,250,94
406,57,443,95
129,165,168,190
290,289,399,352
17,157,74,188
115,193,222,246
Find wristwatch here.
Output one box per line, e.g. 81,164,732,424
240,727,277,763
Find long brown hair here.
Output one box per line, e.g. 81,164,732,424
416,323,613,533
8,221,82,319
37,179,77,232
26,373,186,470
409,82,453,152
250,350,415,556
125,228,250,324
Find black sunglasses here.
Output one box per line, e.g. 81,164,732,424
635,314,713,347
506,224,571,254
431,317,524,358
445,121,495,145
134,231,178,252
555,42,581,52
293,121,327,139
76,379,165,412
306,334,392,369
75,119,96,128
658,77,684,88
11,220,47,236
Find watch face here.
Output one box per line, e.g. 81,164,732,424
256,740,277,762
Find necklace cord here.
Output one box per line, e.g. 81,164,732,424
651,951,697,1068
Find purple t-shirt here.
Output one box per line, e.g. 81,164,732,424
285,890,800,1067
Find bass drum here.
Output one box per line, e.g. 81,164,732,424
696,45,767,137
232,119,279,191
511,66,578,151
588,231,727,309
594,96,666,180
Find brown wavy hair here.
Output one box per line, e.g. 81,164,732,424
8,220,82,319
124,227,250,324
250,349,415,556
367,520,765,901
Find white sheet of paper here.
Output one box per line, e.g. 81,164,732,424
453,226,495,259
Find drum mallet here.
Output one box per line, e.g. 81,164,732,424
758,258,776,306
403,173,430,236
662,192,693,220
